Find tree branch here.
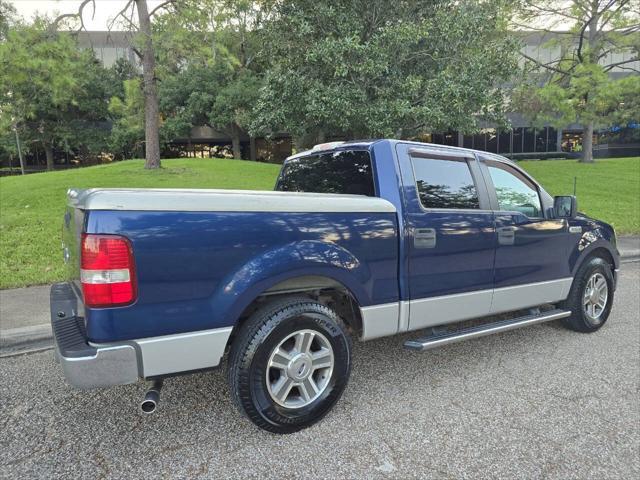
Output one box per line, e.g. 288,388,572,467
131,46,143,61
615,64,640,73
149,0,175,18
108,0,136,32
603,57,639,71
510,21,574,35
521,1,580,21
607,24,640,35
598,0,630,33
520,52,571,76
52,0,95,32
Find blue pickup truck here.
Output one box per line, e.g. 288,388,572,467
52,139,619,433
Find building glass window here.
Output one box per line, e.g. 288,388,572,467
535,127,548,152
547,127,558,151
443,132,457,146
498,130,511,154
473,132,486,151
486,129,498,153
411,157,480,209
431,133,444,145
512,128,523,154
523,128,535,153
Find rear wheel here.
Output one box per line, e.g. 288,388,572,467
228,297,352,434
560,256,614,333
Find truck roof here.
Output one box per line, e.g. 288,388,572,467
286,139,514,165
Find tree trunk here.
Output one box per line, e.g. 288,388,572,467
292,136,305,153
579,3,598,165
136,0,161,169
249,136,257,161
43,141,54,171
580,122,594,163
231,125,242,160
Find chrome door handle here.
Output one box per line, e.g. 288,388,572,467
414,228,436,248
497,226,516,245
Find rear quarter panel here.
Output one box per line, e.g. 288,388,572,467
84,210,398,342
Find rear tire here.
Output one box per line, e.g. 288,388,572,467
227,297,352,434
560,256,614,333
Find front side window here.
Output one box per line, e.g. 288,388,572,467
411,157,480,209
486,160,542,217
276,150,375,196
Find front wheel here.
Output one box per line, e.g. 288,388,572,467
560,256,615,333
227,297,352,434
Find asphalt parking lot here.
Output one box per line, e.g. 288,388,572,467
1,265,638,479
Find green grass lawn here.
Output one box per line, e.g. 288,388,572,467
520,157,640,235
0,156,638,289
0,159,280,289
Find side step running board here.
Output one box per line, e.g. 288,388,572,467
404,309,571,351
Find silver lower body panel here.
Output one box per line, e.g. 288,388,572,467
51,283,234,389
360,277,574,341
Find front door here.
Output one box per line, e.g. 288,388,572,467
479,157,572,313
396,145,496,331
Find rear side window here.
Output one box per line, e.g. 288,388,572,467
485,160,542,217
276,150,375,196
411,157,480,209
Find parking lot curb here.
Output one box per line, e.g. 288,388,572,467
1,324,53,355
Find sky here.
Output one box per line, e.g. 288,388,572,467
8,0,166,30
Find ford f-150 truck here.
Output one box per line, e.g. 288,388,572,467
52,139,620,433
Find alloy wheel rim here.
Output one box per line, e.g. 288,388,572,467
583,272,608,324
266,329,334,409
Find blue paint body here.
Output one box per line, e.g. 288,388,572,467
85,210,398,342
76,139,620,343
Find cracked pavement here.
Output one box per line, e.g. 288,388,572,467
1,265,638,479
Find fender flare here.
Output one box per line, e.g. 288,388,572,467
209,240,374,328
569,234,620,278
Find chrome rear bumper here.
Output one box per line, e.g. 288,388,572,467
50,283,138,389
50,283,233,389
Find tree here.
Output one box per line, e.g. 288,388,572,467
0,19,111,170
108,78,145,159
0,0,22,172
0,0,18,41
250,0,519,148
58,0,175,169
154,0,266,159
210,70,261,159
513,0,640,163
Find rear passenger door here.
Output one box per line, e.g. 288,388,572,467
479,157,571,314
396,145,496,331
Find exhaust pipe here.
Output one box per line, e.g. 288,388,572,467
141,379,163,414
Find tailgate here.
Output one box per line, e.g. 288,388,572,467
62,190,86,294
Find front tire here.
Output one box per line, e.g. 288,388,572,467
227,297,352,434
560,256,614,333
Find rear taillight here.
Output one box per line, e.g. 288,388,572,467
80,234,137,308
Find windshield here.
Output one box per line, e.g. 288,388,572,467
275,150,375,196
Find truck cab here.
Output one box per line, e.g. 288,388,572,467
51,139,620,433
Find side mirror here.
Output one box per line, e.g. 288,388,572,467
554,195,577,219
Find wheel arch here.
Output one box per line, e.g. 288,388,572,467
566,245,618,301
571,244,617,277
569,231,619,277
225,273,366,350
